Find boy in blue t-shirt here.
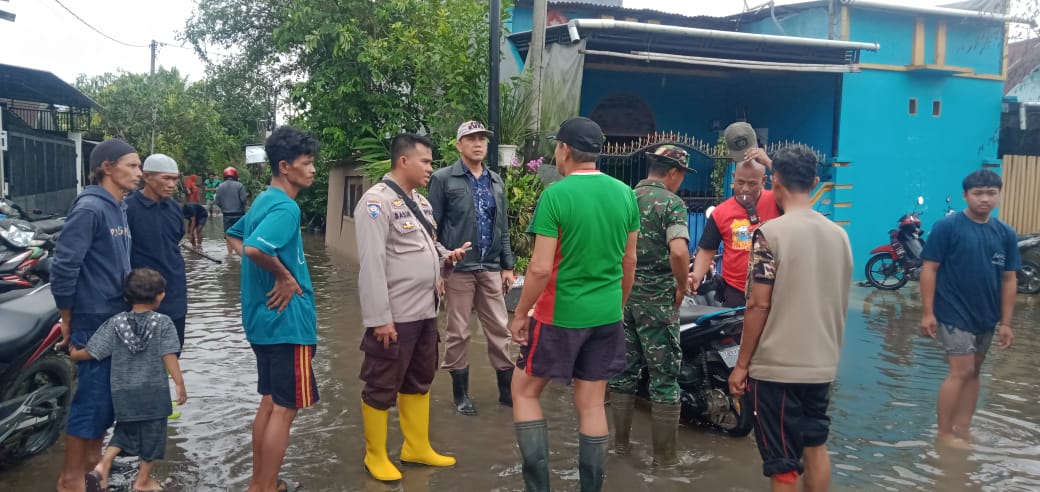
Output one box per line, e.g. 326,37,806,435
920,169,1020,450
226,126,319,492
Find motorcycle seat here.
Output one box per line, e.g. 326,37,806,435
0,285,59,363
31,218,65,235
679,304,735,325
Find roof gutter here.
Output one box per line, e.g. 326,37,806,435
840,0,1037,27
566,19,880,51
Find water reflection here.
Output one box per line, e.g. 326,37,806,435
1,223,1038,491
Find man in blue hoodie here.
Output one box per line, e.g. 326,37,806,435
125,154,188,352
52,138,142,492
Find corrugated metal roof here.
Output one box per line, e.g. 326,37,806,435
0,64,99,109
1006,37,1040,95
514,0,730,24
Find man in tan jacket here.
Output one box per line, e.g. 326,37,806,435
354,133,469,482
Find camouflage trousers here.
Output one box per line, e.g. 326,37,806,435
608,299,681,405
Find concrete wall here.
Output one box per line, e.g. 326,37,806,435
834,9,1006,278
325,165,372,264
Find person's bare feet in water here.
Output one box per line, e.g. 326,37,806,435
953,426,975,444
937,432,972,450
133,476,165,492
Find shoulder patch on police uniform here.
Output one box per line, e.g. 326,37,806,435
367,199,382,218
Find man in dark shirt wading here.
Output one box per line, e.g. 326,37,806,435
920,169,1019,450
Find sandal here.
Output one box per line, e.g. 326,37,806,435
84,471,103,492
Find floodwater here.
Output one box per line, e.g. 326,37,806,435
2,222,1040,491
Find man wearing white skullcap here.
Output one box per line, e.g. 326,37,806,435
125,154,189,354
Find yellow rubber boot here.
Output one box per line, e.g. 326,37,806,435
362,402,402,482
398,392,456,467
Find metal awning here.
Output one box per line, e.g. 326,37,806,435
509,19,878,68
0,64,100,109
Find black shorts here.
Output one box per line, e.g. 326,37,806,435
252,344,320,409
223,213,243,233
748,377,832,477
516,319,626,383
110,418,167,462
183,203,207,226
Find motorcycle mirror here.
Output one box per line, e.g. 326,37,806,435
917,196,924,206
705,206,716,219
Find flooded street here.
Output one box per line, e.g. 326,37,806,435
3,222,1040,491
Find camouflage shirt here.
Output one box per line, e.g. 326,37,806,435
631,179,690,301
746,228,777,298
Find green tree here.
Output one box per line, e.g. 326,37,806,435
75,68,238,175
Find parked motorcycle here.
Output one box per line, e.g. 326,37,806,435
669,300,753,436
0,210,64,294
865,197,927,290
1018,233,1040,295
0,284,73,464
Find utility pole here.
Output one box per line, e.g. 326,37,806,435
489,0,501,169
529,0,547,134
149,40,157,154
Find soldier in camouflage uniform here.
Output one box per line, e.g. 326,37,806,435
608,145,692,467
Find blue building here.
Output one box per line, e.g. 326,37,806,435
507,0,1034,278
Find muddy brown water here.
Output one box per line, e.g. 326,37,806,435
2,222,1039,491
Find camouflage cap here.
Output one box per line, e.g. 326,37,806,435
647,144,694,172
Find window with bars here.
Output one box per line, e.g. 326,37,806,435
343,175,365,218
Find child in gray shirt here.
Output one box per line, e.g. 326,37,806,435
71,268,187,492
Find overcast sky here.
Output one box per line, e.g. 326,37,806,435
0,0,968,85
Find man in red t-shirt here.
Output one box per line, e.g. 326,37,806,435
690,123,781,307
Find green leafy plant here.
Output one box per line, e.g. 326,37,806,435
504,155,546,272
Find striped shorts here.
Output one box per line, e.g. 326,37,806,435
252,344,319,409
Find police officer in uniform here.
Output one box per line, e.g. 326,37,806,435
354,133,470,482
608,145,692,467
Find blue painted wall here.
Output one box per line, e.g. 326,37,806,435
579,68,839,193
836,72,1003,278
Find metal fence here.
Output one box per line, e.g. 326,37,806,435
4,130,78,214
1000,154,1040,234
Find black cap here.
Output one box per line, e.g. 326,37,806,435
89,138,137,169
550,117,604,153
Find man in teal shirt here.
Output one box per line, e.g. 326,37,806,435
227,126,319,492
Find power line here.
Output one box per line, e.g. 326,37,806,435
51,0,150,48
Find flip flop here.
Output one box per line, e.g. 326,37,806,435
169,401,181,420
277,478,300,492
85,471,103,492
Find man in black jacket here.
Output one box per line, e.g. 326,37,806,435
428,120,516,416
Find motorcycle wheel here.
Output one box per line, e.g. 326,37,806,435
708,364,754,437
0,352,74,463
865,253,909,290
1018,260,1040,295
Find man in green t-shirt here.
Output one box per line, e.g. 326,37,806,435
203,173,221,215
508,117,639,492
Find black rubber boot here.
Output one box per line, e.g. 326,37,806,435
515,419,550,492
610,392,635,455
449,367,477,416
496,368,514,407
650,402,680,467
578,433,608,492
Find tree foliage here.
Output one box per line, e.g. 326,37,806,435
75,69,239,176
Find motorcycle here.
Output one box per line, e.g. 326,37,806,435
670,300,753,436
0,211,64,294
0,283,73,464
1018,233,1040,295
865,197,928,290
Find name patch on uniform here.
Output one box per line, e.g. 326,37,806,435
391,198,405,209
367,199,382,219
